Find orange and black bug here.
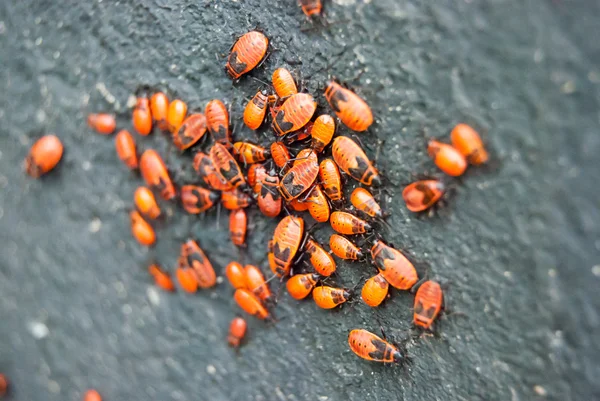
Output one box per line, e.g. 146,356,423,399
371,240,418,290
269,215,304,277
313,285,350,309
306,185,330,223
257,173,282,218
176,263,199,293
318,158,343,202
451,123,489,165
272,67,298,98
414,280,443,330
304,238,336,276
130,210,156,246
139,149,176,200
134,186,161,219
244,89,274,130
233,142,270,164
173,113,207,151
167,99,188,133
300,0,322,17
289,198,310,212
270,141,292,172
181,185,219,214
348,329,404,363
24,135,63,178
210,143,247,189
244,265,271,302
332,136,381,186
229,209,247,246
150,91,169,130
402,180,445,213
227,317,248,348
361,273,389,307
279,149,319,201
133,95,152,136
330,211,371,235
148,264,175,292
324,81,373,132
193,151,233,191
248,163,268,192
311,114,335,153
350,188,383,219
115,129,138,169
329,234,363,261
222,189,253,210
226,31,269,80
286,273,320,300
427,139,467,177
272,93,317,136
234,288,270,320
87,113,116,135
225,261,247,289
205,99,231,146
181,240,217,288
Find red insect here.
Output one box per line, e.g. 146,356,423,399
414,280,444,330
181,240,217,288
167,99,188,133
193,151,233,191
176,263,199,293
329,234,363,261
304,238,336,276
229,209,247,246
148,264,175,292
134,187,161,219
289,198,310,212
348,329,404,363
133,95,152,135
227,317,248,348
272,93,317,136
330,211,371,235
311,114,335,153
332,136,381,186
115,129,138,169
300,0,322,17
24,135,63,178
181,185,219,214
361,273,389,307
244,89,275,130
226,31,269,80
272,67,298,98
139,149,176,200
313,285,350,309
84,389,103,401
306,185,330,223
318,158,343,202
270,141,292,172
173,113,207,151
427,139,467,177
257,173,283,218
233,142,270,164
286,273,320,300
234,288,270,320
222,189,253,210
451,123,489,165
248,163,268,192
370,240,418,290
402,180,445,212
210,143,247,189
324,81,373,132
225,261,247,289
130,211,156,246
87,113,116,135
350,188,383,219
0,373,8,397
244,264,271,302
205,99,231,146
150,91,169,131
269,215,304,277
279,149,319,201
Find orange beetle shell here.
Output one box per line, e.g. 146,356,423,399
210,143,246,189
270,141,292,172
350,188,382,219
370,240,418,290
304,238,336,276
272,93,317,136
176,265,199,293
348,329,403,363
174,113,207,151
87,113,116,135
222,189,253,210
139,150,176,200
279,149,319,201
115,129,138,169
181,185,219,214
148,264,175,292
225,261,247,289
427,140,467,177
332,136,380,186
229,209,247,246
311,114,335,153
226,31,269,80
234,288,270,320
0,374,8,397
248,163,268,193
269,216,304,277
233,142,270,164
84,389,103,401
286,273,319,300
205,99,231,146
257,174,283,218
134,186,161,219
313,286,350,309
244,265,271,301
24,135,63,178
402,180,445,212
318,159,343,202
133,97,153,136
300,0,322,16
361,273,389,307
330,211,371,235
450,123,489,165
244,90,270,130
272,68,298,98
130,211,156,246
193,151,233,191
181,240,217,288
324,81,373,132
329,234,363,260
414,280,443,330
150,92,170,130
306,185,330,223
167,99,188,133
289,198,310,212
228,317,248,348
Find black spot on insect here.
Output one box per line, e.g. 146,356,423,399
368,338,389,361
348,156,369,181
328,88,347,113
273,242,292,263
275,110,294,133
414,182,437,206
219,160,242,181
331,289,348,305
212,125,229,143
228,52,247,74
